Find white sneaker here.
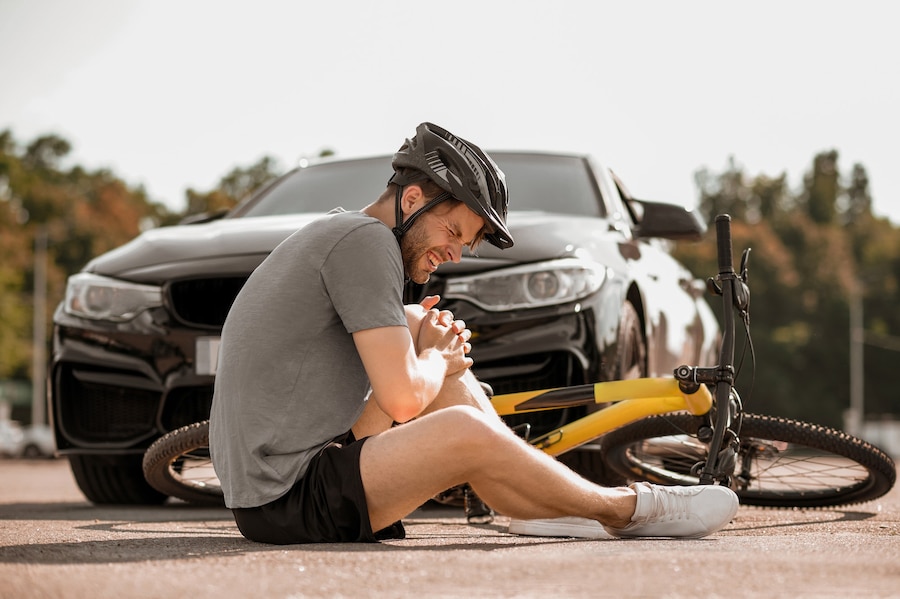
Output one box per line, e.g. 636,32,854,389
604,482,739,539
508,516,614,539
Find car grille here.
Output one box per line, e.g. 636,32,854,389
56,366,217,446
160,387,214,433
168,277,248,328
57,366,160,445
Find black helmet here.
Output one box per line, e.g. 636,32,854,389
389,122,513,249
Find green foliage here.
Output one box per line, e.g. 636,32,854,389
676,150,900,427
0,129,174,379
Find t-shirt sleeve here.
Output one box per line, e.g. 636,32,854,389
320,222,408,333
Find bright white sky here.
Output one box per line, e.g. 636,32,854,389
2,0,898,223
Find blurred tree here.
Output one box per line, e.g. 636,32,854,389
844,201,900,417
0,195,32,379
678,149,898,427
23,134,71,171
0,129,172,382
799,150,840,224
748,173,790,223
694,156,749,223
842,163,872,225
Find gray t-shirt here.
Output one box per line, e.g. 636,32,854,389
209,210,407,508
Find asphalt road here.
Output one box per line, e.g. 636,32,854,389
1,458,898,599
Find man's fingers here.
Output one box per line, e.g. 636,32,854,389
419,295,440,310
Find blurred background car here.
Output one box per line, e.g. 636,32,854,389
21,424,56,458
49,151,719,504
0,420,56,459
0,419,25,458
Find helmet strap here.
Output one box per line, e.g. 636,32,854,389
392,187,453,243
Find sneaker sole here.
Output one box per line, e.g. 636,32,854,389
508,519,614,539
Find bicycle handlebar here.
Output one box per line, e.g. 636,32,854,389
716,214,734,275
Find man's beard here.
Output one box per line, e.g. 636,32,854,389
400,218,432,284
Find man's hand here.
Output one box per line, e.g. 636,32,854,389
417,295,472,354
424,310,473,374
354,296,475,423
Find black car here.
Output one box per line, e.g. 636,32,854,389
50,151,719,504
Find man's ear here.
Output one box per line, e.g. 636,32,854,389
400,184,425,216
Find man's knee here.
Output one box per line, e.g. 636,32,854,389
432,405,507,449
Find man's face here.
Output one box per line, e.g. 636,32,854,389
400,201,485,284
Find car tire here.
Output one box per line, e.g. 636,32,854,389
68,454,167,505
613,301,646,381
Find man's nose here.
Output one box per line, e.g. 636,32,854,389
450,242,463,263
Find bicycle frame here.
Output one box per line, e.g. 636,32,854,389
490,215,745,479
490,378,713,457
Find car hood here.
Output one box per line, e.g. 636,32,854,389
85,211,624,282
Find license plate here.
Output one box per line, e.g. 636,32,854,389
195,336,221,375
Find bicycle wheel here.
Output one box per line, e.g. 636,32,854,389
142,420,225,506
601,413,896,508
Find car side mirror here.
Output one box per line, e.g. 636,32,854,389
630,199,706,241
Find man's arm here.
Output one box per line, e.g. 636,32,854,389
353,302,472,423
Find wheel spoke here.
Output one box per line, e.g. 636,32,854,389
168,455,220,490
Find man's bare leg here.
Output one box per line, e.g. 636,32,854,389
360,399,636,532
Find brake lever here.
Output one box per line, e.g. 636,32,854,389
740,248,751,283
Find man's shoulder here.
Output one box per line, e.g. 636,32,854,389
320,210,394,244
280,210,384,246
320,209,383,232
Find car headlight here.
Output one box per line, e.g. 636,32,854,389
444,259,607,311
64,273,163,322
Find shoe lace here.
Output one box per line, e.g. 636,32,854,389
641,486,692,523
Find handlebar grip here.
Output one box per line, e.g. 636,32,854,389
715,214,734,274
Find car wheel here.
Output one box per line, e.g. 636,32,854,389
614,301,646,381
68,454,167,505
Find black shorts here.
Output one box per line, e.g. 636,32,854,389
231,434,405,545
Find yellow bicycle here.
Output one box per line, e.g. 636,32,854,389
143,215,896,508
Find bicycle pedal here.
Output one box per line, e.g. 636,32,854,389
464,485,494,525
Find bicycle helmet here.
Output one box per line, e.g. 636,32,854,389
389,122,514,249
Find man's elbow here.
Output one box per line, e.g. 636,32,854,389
378,394,425,424
386,404,421,424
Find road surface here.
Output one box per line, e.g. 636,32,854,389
1,458,898,598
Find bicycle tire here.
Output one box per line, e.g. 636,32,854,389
601,413,896,508
142,420,225,506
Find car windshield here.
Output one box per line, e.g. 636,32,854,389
233,153,603,218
